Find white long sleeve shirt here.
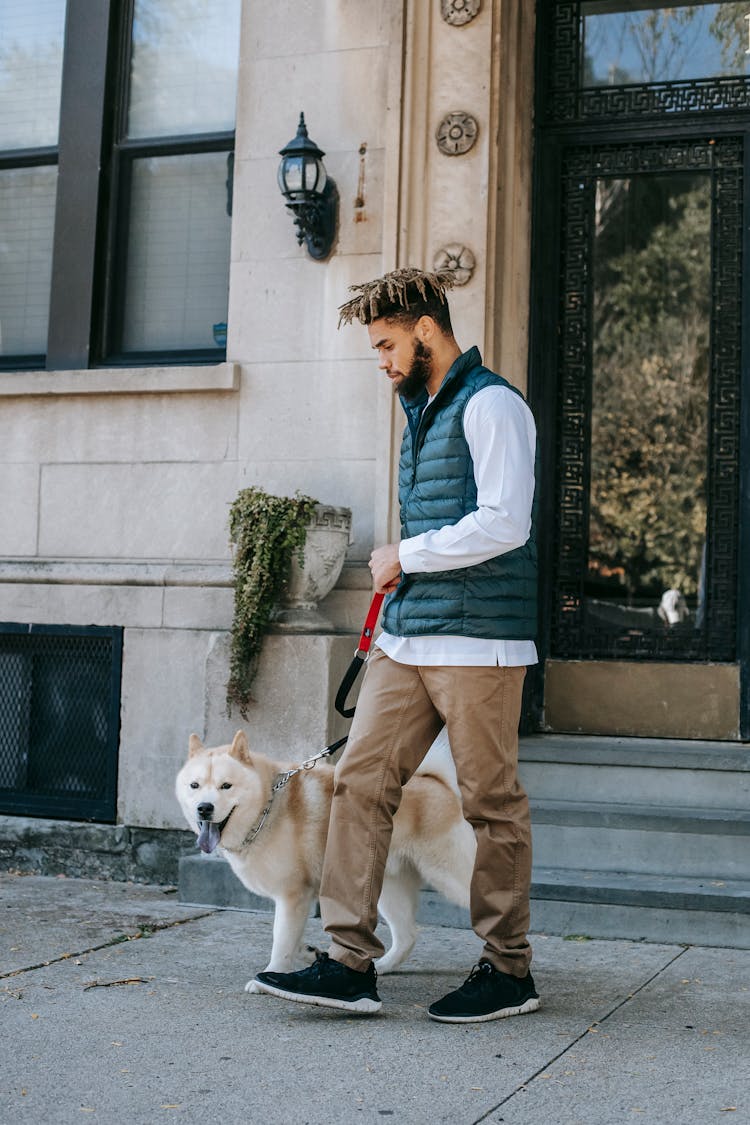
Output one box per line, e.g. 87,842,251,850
376,383,538,667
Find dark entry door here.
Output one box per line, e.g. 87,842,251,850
531,2,749,739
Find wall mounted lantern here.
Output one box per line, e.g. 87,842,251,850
277,112,338,260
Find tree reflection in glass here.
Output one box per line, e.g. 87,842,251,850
582,2,750,86
588,173,710,625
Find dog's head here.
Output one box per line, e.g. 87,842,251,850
175,730,263,854
658,588,689,626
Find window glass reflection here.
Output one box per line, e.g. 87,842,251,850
0,167,58,356
588,172,710,634
582,2,750,85
121,152,233,352
127,0,242,138
0,0,66,149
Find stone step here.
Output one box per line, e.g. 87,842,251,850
519,734,750,810
421,868,750,949
178,855,750,949
530,799,750,879
179,851,277,913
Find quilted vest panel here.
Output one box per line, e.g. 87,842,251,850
381,347,538,640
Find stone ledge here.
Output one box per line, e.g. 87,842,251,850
0,558,366,599
530,866,750,913
530,799,750,834
0,817,195,885
0,363,239,397
176,855,750,949
0,559,233,588
520,733,750,771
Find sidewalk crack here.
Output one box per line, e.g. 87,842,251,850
470,945,691,1125
0,910,218,981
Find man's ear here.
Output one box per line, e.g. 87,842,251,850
416,314,437,344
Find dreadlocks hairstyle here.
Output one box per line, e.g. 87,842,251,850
337,267,455,335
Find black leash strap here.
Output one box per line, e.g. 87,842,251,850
320,735,349,758
334,592,385,718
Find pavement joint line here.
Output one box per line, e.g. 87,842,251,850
0,908,218,981
469,944,691,1125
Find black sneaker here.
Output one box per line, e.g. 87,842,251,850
253,952,382,1015
428,961,540,1023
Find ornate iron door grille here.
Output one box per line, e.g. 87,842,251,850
0,624,123,821
542,2,750,125
551,136,742,661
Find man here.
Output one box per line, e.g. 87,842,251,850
255,267,539,1022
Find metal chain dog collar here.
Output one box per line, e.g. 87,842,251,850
239,736,349,848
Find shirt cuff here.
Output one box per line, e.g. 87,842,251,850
398,534,430,573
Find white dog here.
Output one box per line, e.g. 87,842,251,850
658,588,689,626
176,728,474,991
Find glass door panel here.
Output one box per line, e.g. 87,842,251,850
588,172,710,636
551,138,741,665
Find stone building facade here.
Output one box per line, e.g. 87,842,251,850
1,1,537,832
1,1,748,942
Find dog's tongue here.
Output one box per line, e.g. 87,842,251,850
197,820,220,854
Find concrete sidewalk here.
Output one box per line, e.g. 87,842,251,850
0,873,747,1124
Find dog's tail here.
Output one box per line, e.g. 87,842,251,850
415,726,460,795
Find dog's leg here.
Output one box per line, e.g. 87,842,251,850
244,890,314,994
416,820,475,910
374,864,421,974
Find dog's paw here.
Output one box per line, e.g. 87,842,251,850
244,978,264,994
373,955,398,976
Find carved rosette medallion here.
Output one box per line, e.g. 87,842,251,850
433,244,476,286
440,0,481,27
436,111,479,156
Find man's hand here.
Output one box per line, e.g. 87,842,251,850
369,543,402,594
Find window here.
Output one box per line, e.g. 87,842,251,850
582,3,750,87
0,1,66,367
110,0,240,360
0,0,241,372
543,1,750,124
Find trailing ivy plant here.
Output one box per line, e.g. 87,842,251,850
226,487,317,717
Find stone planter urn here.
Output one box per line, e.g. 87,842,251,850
272,504,352,632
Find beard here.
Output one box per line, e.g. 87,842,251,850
397,339,433,401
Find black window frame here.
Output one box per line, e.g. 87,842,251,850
0,0,235,374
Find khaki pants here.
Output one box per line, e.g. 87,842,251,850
320,648,532,977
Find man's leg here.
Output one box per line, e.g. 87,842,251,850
422,664,538,1023
321,649,444,970
427,664,531,973
253,650,443,1012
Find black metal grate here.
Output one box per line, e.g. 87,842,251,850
0,625,123,821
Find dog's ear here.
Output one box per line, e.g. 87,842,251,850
188,734,204,758
229,730,251,763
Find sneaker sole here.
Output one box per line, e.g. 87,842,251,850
252,978,382,1015
428,995,540,1024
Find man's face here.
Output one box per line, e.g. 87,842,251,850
368,318,434,401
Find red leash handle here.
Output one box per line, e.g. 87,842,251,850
335,592,386,718
356,591,385,656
